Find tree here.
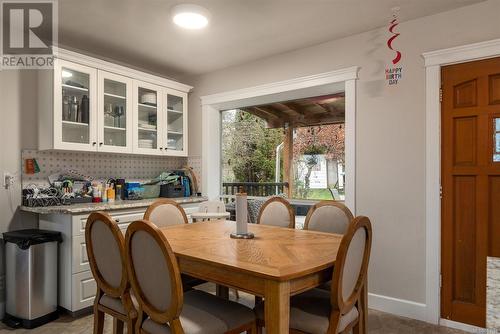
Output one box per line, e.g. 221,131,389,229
222,110,284,183
293,124,345,198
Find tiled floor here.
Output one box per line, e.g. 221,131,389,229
0,285,468,334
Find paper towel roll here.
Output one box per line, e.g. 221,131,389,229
235,192,248,234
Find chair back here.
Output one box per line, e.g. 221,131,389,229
257,196,295,228
125,220,183,324
304,201,354,234
85,212,127,298
144,199,188,227
198,200,226,213
330,216,372,315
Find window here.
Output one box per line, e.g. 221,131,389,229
220,93,345,201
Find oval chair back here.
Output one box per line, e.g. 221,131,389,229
144,199,188,228
125,220,183,326
304,201,354,234
85,212,128,298
257,196,295,228
198,200,226,213
330,216,372,332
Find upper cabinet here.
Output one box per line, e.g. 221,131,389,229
98,70,134,153
164,89,188,156
54,60,97,151
39,49,191,157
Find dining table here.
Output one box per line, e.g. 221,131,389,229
160,220,368,334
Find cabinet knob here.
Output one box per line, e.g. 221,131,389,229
115,219,120,223
92,142,96,146
99,142,103,146
159,147,163,150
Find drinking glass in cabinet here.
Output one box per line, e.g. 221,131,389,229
103,79,127,147
61,68,90,144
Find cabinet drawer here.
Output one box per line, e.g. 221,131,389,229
72,271,96,311
73,209,146,236
72,235,89,274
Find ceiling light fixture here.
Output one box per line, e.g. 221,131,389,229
171,4,210,30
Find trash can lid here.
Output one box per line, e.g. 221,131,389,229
3,229,62,249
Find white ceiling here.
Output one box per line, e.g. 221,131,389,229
58,0,483,78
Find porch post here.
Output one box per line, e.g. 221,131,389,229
283,125,294,198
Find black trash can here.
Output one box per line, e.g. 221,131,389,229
3,229,62,329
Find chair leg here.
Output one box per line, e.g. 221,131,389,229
256,324,263,334
93,309,105,334
352,321,361,334
113,318,124,334
128,318,137,334
249,321,257,334
233,289,240,299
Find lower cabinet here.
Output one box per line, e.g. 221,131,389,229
39,202,200,314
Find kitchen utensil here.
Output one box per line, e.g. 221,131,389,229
69,96,79,122
62,95,70,121
140,92,156,106
80,95,89,124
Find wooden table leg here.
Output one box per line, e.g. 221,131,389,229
216,284,229,299
359,276,368,333
264,280,290,334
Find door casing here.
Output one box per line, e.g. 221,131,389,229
423,38,500,328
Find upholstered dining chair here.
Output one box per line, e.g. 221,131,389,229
125,219,257,334
255,216,373,334
143,199,188,227
192,200,229,222
85,212,137,334
304,201,354,234
257,196,295,228
144,199,204,291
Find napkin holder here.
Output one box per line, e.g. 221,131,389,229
230,191,254,239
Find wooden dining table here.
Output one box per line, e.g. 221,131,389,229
160,220,367,334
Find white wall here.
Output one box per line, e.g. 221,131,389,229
0,70,40,233
185,0,500,307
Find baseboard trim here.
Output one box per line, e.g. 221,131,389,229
368,293,427,322
439,319,485,333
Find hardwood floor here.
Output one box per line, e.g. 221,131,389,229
0,285,468,334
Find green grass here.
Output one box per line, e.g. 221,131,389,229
297,189,334,200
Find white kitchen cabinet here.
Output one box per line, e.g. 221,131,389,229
51,59,98,151
39,49,191,156
97,70,134,153
133,81,163,155
163,89,188,156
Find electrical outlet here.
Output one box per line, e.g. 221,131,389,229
3,172,15,189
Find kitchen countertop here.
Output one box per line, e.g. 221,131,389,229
20,196,208,215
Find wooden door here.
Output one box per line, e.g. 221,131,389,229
441,57,500,327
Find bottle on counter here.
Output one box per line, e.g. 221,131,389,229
102,184,108,203
116,184,122,200
107,186,115,203
92,183,102,203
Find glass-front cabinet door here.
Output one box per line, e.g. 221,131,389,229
163,89,187,156
133,81,163,155
97,71,133,153
54,59,97,150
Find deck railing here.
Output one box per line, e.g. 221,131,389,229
222,182,288,197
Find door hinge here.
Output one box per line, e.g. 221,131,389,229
440,185,443,199
439,87,443,102
439,273,442,288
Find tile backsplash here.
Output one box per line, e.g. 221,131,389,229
22,150,188,187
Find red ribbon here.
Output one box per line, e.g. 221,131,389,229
387,17,401,65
